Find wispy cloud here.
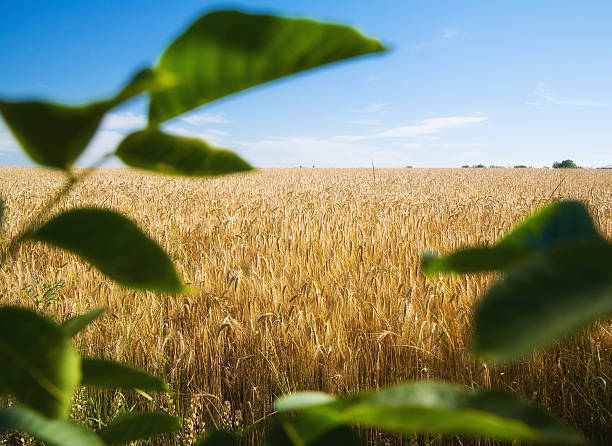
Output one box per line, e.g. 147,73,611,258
180,112,231,125
74,112,147,166
349,102,389,114
334,116,487,141
347,119,384,126
206,129,229,136
234,136,407,167
162,125,227,146
101,112,147,130
410,28,459,52
76,129,125,167
234,134,487,168
441,28,458,39
0,121,19,152
529,82,607,107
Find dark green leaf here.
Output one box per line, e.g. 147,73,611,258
193,430,239,446
0,307,80,418
149,10,385,123
276,382,583,444
116,129,252,176
423,201,602,274
310,425,362,446
473,241,612,361
81,358,169,392
494,201,599,250
0,100,108,169
61,308,105,337
265,413,361,446
29,208,184,293
0,69,155,170
0,406,105,446
97,412,180,445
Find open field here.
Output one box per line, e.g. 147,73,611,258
1,167,611,444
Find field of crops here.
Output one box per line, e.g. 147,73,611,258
1,167,610,444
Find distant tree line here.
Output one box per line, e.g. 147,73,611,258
552,159,580,168
458,159,581,169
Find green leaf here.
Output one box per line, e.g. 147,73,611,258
61,308,105,337
29,208,184,293
0,306,80,418
97,412,180,445
275,391,337,412
149,10,385,123
81,358,169,392
276,382,583,444
0,100,108,169
116,129,252,176
473,241,612,361
0,69,155,170
0,406,105,446
193,430,239,446
423,201,602,274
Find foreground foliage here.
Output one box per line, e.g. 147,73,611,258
1,6,610,446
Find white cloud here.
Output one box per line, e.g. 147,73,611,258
235,136,409,167
379,117,487,138
180,112,230,125
0,122,19,152
531,82,607,107
162,124,226,146
101,112,146,130
436,142,488,149
234,134,488,168
348,119,383,126
334,116,487,141
207,129,229,136
75,129,125,167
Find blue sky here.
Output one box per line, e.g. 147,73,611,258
1,0,611,168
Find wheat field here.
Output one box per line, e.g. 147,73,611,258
0,167,610,444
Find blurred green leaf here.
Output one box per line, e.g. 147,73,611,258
0,100,108,169
0,306,80,418
81,359,169,392
29,208,184,293
149,10,385,123
473,241,612,361
61,308,105,337
423,201,602,274
276,382,583,444
0,69,156,170
116,129,252,176
97,412,180,445
275,391,337,412
193,430,240,446
0,406,105,446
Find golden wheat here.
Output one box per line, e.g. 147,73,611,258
0,167,610,445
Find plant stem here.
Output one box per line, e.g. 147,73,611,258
0,153,113,265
